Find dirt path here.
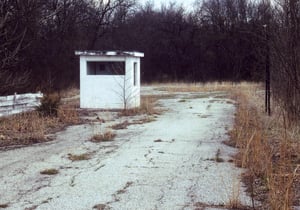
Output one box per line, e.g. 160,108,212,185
0,87,252,210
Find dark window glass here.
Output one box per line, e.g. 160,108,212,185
87,62,125,75
133,62,137,86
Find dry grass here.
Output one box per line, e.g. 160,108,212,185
215,149,225,163
110,116,156,130
110,121,129,130
57,105,80,124
68,153,91,161
0,111,58,147
0,91,80,148
0,203,9,208
93,204,108,210
228,82,300,209
59,86,79,99
119,95,164,117
91,131,116,142
40,168,59,175
151,81,259,93
224,179,245,210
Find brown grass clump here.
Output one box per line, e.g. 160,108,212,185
0,108,80,148
140,95,162,115
91,131,116,142
0,111,58,147
110,121,129,130
93,204,108,210
0,203,9,208
57,105,80,124
0,90,81,148
59,87,79,99
119,95,163,117
40,168,59,175
68,153,91,161
228,83,300,209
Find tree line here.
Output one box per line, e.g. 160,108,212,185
1,0,299,122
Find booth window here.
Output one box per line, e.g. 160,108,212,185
133,62,137,86
87,62,125,75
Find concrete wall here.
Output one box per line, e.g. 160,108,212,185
79,55,140,109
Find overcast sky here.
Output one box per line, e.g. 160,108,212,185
137,0,198,11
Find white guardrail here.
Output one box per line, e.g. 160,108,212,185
0,92,43,117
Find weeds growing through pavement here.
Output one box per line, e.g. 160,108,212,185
0,203,9,208
118,95,166,117
93,204,108,210
110,121,129,130
91,131,116,142
68,153,91,161
215,149,225,163
178,99,186,102
57,105,79,124
225,181,243,209
40,168,59,175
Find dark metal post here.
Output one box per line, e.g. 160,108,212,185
264,24,271,116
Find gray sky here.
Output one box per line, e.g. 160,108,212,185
137,0,198,11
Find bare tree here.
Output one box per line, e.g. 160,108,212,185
270,0,300,123
111,62,138,110
0,0,30,95
87,0,136,49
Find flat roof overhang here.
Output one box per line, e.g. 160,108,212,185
75,50,144,57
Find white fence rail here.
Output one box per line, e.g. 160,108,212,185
0,92,43,117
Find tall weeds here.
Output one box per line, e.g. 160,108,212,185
229,83,299,209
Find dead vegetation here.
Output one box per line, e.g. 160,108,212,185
228,83,300,209
40,168,59,175
93,204,109,210
0,87,164,148
110,121,129,130
0,92,80,148
110,116,156,130
0,83,299,209
0,111,57,147
152,81,254,93
207,149,225,163
118,95,164,117
91,131,116,142
68,153,92,161
193,201,251,210
0,203,9,209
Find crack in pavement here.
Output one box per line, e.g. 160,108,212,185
0,88,253,210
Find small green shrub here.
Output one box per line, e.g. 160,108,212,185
37,93,61,116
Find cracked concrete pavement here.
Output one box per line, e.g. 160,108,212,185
0,86,252,210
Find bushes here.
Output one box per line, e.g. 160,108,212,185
37,93,61,116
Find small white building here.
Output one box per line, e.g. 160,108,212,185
75,51,144,109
